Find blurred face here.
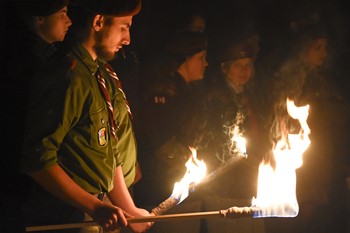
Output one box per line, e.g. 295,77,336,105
180,50,208,82
301,38,327,68
224,58,254,91
38,6,72,43
188,15,206,33
94,16,132,61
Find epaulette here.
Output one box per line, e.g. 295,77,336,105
150,79,179,105
64,54,77,70
151,78,178,97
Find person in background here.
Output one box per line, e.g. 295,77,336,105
267,23,349,233
139,6,207,104
197,35,268,233
174,7,207,34
19,0,152,232
135,32,208,233
1,1,72,232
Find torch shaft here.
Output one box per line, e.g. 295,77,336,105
128,210,221,223
25,211,221,232
26,207,257,232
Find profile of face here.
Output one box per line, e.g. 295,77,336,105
179,50,208,82
224,57,254,92
38,6,72,43
188,15,206,33
300,37,327,68
94,16,132,61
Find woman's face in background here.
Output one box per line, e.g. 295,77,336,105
301,38,328,68
225,58,254,92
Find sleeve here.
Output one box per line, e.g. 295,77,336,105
143,83,180,150
19,63,86,173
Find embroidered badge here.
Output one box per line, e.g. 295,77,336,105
98,127,107,146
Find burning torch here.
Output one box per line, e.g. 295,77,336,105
26,98,311,232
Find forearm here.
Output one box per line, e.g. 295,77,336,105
107,166,136,213
29,164,101,216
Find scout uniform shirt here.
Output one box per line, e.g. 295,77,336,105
20,42,136,193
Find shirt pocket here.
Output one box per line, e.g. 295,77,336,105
89,106,110,147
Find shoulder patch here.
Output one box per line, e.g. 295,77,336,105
154,96,166,104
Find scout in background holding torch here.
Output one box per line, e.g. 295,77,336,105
196,31,270,233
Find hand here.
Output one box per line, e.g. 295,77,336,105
90,202,131,232
128,208,154,233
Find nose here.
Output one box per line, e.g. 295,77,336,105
66,16,72,27
204,58,208,67
122,32,131,46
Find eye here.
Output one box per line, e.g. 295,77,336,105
234,63,242,68
121,26,129,33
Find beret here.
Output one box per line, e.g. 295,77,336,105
17,0,69,16
164,31,208,58
219,40,256,64
78,0,141,16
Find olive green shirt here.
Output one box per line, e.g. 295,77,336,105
20,43,136,193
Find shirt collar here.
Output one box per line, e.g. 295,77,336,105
71,43,107,75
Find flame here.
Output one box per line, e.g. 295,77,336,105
252,98,311,217
231,111,247,158
220,111,247,163
171,147,207,203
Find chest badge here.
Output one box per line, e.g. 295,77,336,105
98,127,107,146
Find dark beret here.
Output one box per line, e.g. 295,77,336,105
17,0,69,16
164,31,208,58
78,0,141,16
219,40,256,64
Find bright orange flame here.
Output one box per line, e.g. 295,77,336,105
252,98,311,217
171,147,207,203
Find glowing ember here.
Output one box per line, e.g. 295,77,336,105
252,98,311,217
171,147,207,203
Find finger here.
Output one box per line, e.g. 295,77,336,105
115,207,129,227
103,219,113,231
120,208,134,219
111,213,121,230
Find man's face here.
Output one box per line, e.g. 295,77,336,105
40,6,72,43
94,16,132,61
182,50,208,82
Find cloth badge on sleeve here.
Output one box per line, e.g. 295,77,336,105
98,127,107,146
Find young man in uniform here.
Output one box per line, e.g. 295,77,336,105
19,0,152,232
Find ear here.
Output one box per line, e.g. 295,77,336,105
34,16,45,26
220,63,227,74
93,15,104,31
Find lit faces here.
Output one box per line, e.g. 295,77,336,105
302,38,328,68
39,6,72,43
183,50,208,82
95,16,132,61
225,58,254,90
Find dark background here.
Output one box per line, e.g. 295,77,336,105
0,0,349,232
